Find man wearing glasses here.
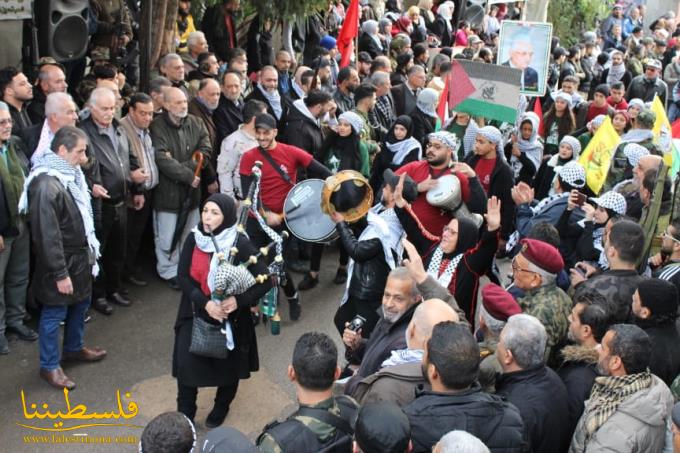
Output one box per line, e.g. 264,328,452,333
650,220,680,297
395,131,487,238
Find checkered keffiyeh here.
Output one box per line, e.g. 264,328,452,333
560,135,582,159
477,126,504,155
591,191,627,215
623,143,649,168
555,161,586,188
428,131,459,156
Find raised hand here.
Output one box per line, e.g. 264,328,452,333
402,238,428,284
484,196,501,232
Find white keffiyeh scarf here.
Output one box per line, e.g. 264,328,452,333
426,246,464,289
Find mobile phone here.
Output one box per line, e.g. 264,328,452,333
573,192,587,206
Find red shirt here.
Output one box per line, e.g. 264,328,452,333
396,161,471,237
586,103,612,122
474,157,496,194
240,143,313,213
607,96,628,110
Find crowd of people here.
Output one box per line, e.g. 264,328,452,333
4,0,680,452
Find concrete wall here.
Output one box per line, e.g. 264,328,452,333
644,0,678,30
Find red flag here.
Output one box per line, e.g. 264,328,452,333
533,98,543,137
437,73,450,124
337,0,360,68
672,118,680,139
447,60,476,109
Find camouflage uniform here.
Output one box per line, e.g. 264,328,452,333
257,396,359,453
479,336,502,393
572,269,642,323
603,139,662,193
518,284,571,361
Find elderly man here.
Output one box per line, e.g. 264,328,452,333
149,76,172,117
511,238,572,361
343,267,422,396
217,99,266,199
181,31,209,74
496,314,570,452
213,70,244,147
352,298,460,406
391,65,426,117
288,66,313,102
119,93,159,287
245,66,287,127
570,324,673,452
0,67,34,135
559,291,613,440
370,71,395,140
159,53,189,95
188,78,221,158
626,60,668,107
22,127,107,389
80,87,141,315
502,34,539,91
27,62,68,124
150,87,214,289
20,92,78,162
404,321,524,452
0,102,35,355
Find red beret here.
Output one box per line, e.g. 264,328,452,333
519,238,564,274
481,283,521,321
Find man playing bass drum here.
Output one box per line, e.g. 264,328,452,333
239,113,332,321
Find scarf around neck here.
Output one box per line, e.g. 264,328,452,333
192,225,238,293
606,62,626,85
18,150,100,276
258,84,283,120
387,137,422,166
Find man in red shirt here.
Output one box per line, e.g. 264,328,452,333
396,131,487,237
607,82,629,110
585,84,615,124
239,113,331,320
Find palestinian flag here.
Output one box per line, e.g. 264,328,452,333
447,59,522,124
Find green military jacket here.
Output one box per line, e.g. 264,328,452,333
518,284,571,361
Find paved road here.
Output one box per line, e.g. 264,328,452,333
0,248,347,452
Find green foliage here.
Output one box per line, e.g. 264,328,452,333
199,0,327,19
548,0,612,47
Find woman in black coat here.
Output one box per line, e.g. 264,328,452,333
174,194,271,426
370,115,422,193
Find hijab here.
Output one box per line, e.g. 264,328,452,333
196,193,237,236
362,20,383,50
385,116,423,165
320,126,363,172
514,112,544,171
450,217,479,256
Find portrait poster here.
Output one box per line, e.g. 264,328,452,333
497,21,552,97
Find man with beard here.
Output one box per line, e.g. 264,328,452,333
396,131,486,238
245,66,287,129
342,267,422,396
150,87,215,290
274,50,293,98
404,321,524,452
317,60,334,94
333,67,360,115
188,78,221,160
213,70,244,148
570,324,673,452
0,67,34,135
650,220,680,296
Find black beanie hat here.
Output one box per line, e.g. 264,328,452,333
637,279,679,316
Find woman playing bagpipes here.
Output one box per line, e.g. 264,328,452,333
173,193,271,427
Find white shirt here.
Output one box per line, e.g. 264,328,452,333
217,125,258,199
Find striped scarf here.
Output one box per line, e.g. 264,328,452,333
585,371,652,438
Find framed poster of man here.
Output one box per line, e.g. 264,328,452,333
497,21,553,97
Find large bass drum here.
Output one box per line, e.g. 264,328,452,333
426,174,484,228
283,179,338,243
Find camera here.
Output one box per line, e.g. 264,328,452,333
348,315,366,332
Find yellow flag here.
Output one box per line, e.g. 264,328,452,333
578,116,621,195
651,95,673,166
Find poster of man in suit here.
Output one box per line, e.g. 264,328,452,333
497,21,552,97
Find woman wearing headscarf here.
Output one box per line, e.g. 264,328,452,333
391,52,413,86
577,114,607,150
395,186,502,323
533,135,581,200
612,110,631,135
411,88,440,143
431,1,455,48
174,194,271,426
378,18,393,50
542,92,577,156
298,112,372,291
359,20,384,58
417,0,435,32
371,115,422,192
505,112,543,184
391,15,413,37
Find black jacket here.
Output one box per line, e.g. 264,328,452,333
496,365,570,453
18,123,41,161
26,89,47,124
282,102,323,156
573,269,642,323
404,384,525,453
557,344,599,445
638,318,680,386
465,151,516,239
245,86,288,130
213,94,243,148
27,173,93,306
411,109,436,145
80,116,140,203
336,221,391,302
345,302,419,396
358,32,384,59
625,75,668,108
391,83,418,117
431,17,453,47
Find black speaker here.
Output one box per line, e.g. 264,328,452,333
36,0,89,62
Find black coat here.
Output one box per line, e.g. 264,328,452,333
245,86,289,131
18,123,41,161
336,221,391,302
465,151,516,239
358,32,384,59
496,365,570,453
282,102,323,156
411,109,436,144
557,344,599,445
391,83,418,117
404,384,525,453
173,233,271,387
28,173,93,306
431,17,453,48
213,94,244,148
638,319,680,386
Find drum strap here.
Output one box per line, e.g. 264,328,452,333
259,146,293,186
